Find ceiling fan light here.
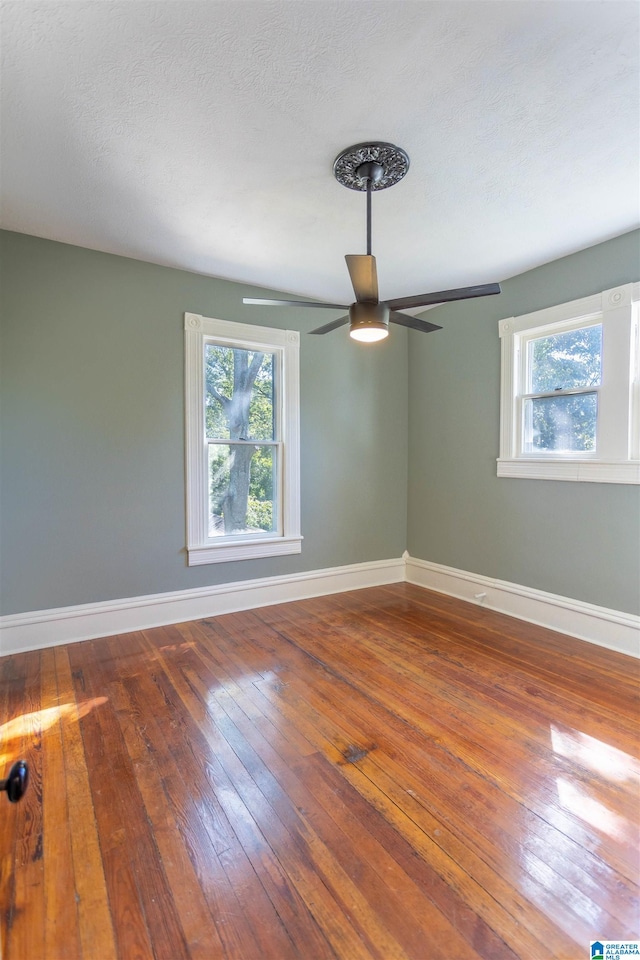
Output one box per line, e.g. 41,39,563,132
349,323,389,342
349,301,389,343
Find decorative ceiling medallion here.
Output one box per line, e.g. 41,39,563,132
333,141,410,191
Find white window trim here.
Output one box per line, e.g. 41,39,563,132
497,282,640,483
185,312,302,565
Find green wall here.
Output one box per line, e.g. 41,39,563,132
0,231,408,616
2,228,638,620
407,229,640,616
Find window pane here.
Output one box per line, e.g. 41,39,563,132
209,444,277,537
523,393,598,453
528,324,602,393
205,345,275,440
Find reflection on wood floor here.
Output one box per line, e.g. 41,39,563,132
1,583,638,959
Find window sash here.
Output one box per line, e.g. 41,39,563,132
203,341,283,543
520,391,599,457
206,439,280,446
206,439,283,539
520,386,601,401
516,320,604,459
525,323,603,394
205,341,279,443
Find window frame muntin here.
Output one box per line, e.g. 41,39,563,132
185,313,301,565
497,283,640,484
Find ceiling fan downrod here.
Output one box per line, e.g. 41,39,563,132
355,160,384,257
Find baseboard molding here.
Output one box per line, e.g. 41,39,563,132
0,557,405,657
404,553,640,659
2,554,637,659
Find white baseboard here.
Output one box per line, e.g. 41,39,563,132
0,557,405,657
404,553,640,659
2,554,637,659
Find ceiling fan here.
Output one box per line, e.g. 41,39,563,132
244,142,501,342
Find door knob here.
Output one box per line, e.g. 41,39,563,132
1,761,29,803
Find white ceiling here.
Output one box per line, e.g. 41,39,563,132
1,1,638,304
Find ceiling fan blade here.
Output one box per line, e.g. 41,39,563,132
389,311,442,333
243,298,349,310
309,315,350,335
387,282,501,312
345,255,379,303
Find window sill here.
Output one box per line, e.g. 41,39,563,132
497,459,640,484
187,536,303,566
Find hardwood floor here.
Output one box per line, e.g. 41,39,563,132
1,583,638,959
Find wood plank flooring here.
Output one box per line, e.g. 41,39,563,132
1,583,638,959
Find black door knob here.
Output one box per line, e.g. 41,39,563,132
1,761,29,803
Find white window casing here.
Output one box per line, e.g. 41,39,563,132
185,313,302,564
497,282,640,483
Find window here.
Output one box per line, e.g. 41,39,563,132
185,313,301,564
498,283,639,483
522,322,602,455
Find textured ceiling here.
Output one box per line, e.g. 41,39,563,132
1,1,638,304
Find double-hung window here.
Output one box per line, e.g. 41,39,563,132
185,313,301,564
498,283,639,483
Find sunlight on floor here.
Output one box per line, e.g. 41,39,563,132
555,777,635,844
0,697,108,767
551,725,640,784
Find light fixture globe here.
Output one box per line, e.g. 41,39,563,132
350,326,388,343
349,302,389,342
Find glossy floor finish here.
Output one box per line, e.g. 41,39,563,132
1,584,638,959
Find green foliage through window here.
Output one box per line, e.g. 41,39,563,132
524,393,598,452
524,324,602,453
205,345,277,535
205,345,275,440
528,324,602,393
